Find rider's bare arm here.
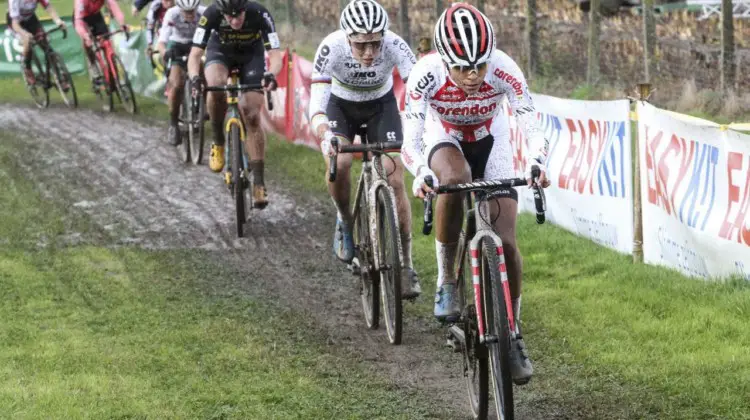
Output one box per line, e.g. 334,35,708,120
187,47,203,80
44,4,65,27
105,0,126,27
266,49,283,77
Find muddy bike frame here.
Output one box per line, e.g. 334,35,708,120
24,25,77,108
422,168,547,420
328,134,405,344
86,27,137,113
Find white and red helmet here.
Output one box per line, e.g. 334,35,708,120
434,3,495,68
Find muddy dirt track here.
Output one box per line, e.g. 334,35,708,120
0,104,577,419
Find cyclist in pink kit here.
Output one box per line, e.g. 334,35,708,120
73,0,128,80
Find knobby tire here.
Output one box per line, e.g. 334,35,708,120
481,239,514,420
355,183,379,329
112,54,137,114
231,124,246,238
25,49,48,109
376,187,402,345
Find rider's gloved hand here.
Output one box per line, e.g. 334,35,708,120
412,166,438,199
525,157,550,188
55,18,66,29
262,71,277,91
320,130,337,158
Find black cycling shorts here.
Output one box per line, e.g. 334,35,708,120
326,89,402,144
5,13,42,35
428,135,518,202
80,12,109,38
167,42,192,70
204,36,265,85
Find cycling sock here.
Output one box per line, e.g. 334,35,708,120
212,121,224,146
250,160,264,186
400,231,413,268
23,55,31,69
435,239,458,287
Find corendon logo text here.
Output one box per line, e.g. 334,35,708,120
430,102,497,116
493,69,523,97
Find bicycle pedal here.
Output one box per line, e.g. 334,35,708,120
224,172,232,186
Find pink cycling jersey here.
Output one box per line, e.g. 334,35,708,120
73,0,125,45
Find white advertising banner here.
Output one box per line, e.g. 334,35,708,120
506,94,633,254
637,102,750,280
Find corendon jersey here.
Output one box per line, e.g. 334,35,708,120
401,50,548,178
158,5,206,45
308,30,416,132
8,0,49,21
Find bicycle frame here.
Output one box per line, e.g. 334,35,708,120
349,146,404,272
223,73,246,144
468,206,516,344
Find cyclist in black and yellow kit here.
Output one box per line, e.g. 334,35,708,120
187,0,281,208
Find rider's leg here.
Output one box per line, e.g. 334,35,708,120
166,64,186,145
204,60,229,172
239,91,269,208
429,143,471,320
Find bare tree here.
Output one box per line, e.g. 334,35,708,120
642,0,656,82
526,0,540,77
721,0,735,91
587,0,601,85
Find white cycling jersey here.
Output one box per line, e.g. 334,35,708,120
401,50,548,179
158,5,206,45
8,0,49,21
308,29,416,132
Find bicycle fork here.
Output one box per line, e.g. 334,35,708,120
223,113,248,189
469,230,517,344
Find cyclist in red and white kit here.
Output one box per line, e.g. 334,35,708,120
73,0,128,80
7,0,66,84
401,3,550,385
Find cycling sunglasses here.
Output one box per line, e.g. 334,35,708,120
448,62,488,73
349,39,383,52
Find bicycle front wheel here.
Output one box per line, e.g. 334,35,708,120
376,187,402,345
457,231,489,419
24,50,48,109
49,52,77,108
190,90,206,165
354,183,379,330
230,124,247,238
481,238,514,420
179,84,191,163
112,54,137,114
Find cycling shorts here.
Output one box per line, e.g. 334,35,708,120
166,42,191,70
5,12,42,35
326,89,402,144
425,115,518,201
204,36,264,85
79,12,108,38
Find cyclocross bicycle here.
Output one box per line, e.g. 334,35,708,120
203,69,273,238
23,25,77,109
422,167,547,420
180,55,206,164
329,131,406,345
88,27,137,114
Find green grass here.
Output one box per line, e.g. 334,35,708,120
265,135,750,420
0,131,444,418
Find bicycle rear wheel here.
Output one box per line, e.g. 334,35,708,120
354,184,379,329
24,50,48,109
376,187,402,345
49,52,77,108
457,229,489,419
481,238,514,420
190,90,206,165
230,124,247,237
112,54,138,114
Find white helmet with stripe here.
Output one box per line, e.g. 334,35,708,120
176,0,200,11
434,3,495,67
340,0,389,36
